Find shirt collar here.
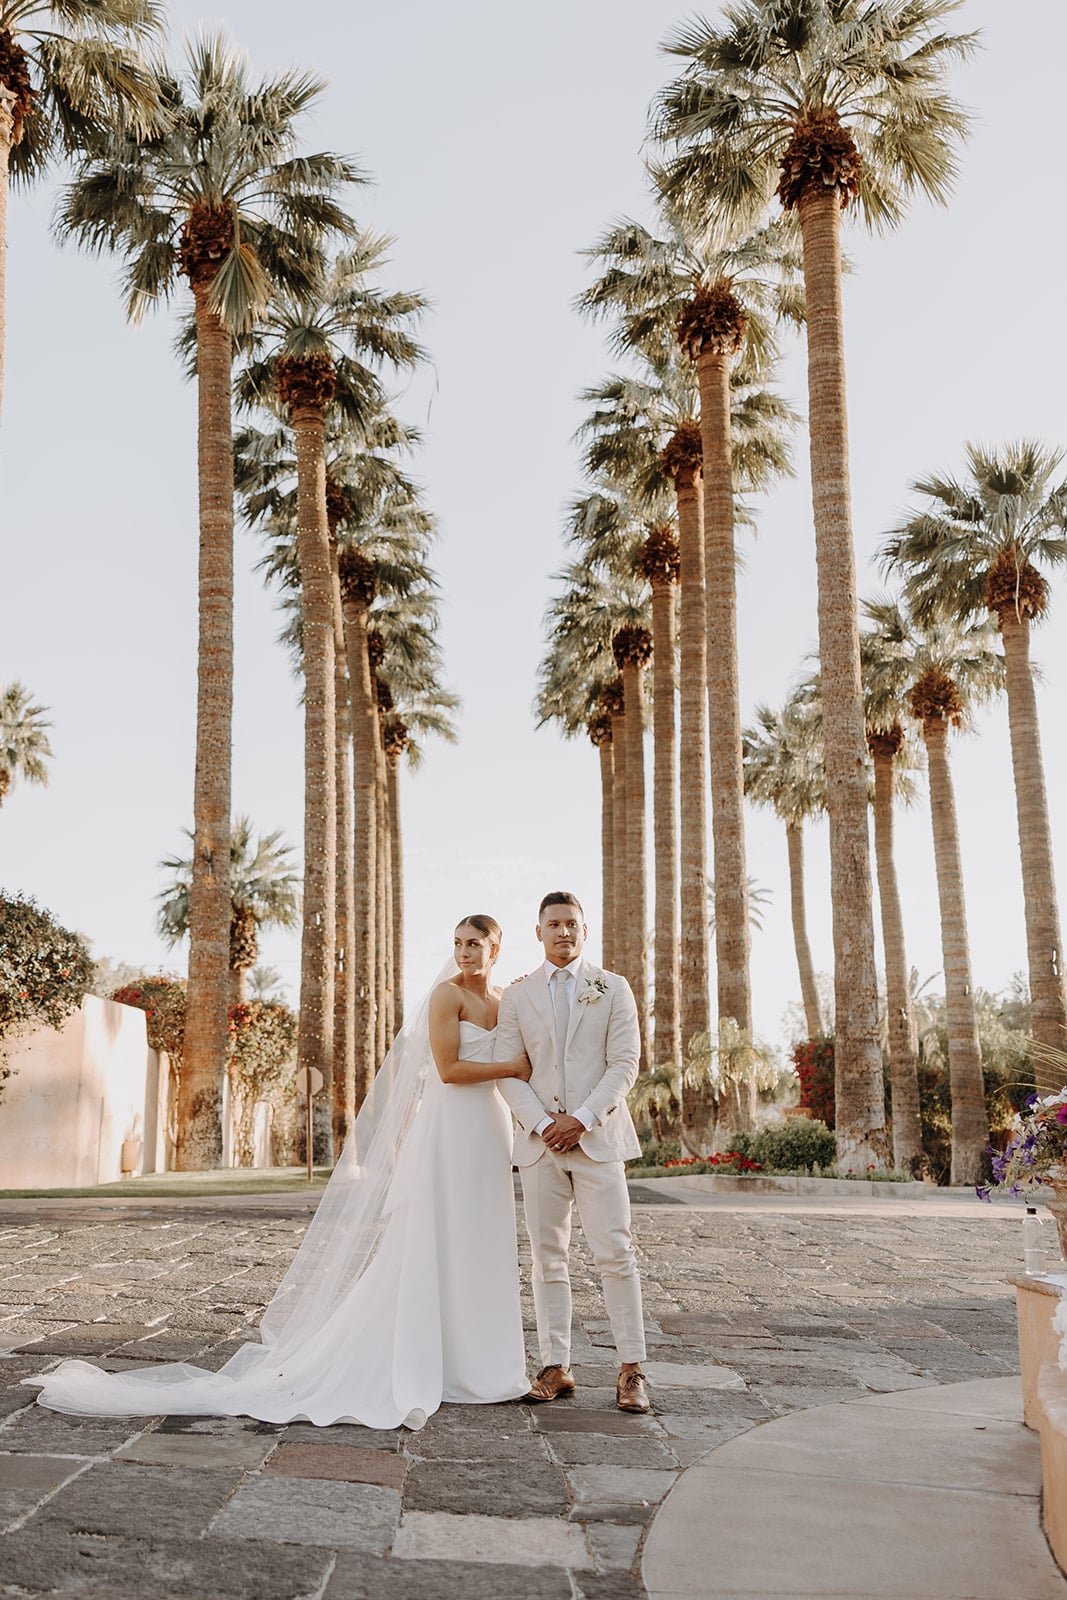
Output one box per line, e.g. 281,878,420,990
544,955,583,982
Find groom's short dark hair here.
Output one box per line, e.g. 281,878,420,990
539,891,584,919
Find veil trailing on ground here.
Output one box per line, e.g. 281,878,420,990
25,961,459,1420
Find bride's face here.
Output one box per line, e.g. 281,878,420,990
454,924,497,976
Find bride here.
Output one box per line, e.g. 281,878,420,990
24,914,531,1430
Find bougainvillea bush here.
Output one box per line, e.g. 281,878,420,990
792,1037,835,1127
228,1000,298,1166
110,977,187,1062
0,893,94,1099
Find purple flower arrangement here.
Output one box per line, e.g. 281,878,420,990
977,1089,1067,1201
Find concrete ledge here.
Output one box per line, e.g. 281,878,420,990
1012,1274,1067,1428
643,1376,1067,1600
1038,1361,1067,1576
639,1172,931,1199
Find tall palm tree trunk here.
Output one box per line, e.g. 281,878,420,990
650,577,680,1069
698,348,751,1035
0,88,13,426
675,470,711,1057
786,824,824,1040
618,661,649,1068
338,582,377,1111
797,188,886,1168
290,404,336,1163
177,287,234,1169
608,689,629,989
592,726,615,970
999,610,1067,1081
331,559,355,1149
869,736,923,1174
921,716,988,1184
387,750,404,1029
375,723,391,1061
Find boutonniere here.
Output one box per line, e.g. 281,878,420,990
577,975,609,1006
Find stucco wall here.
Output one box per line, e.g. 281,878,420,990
0,996,158,1188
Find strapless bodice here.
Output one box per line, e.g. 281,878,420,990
457,1022,497,1063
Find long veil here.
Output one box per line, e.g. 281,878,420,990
25,960,459,1419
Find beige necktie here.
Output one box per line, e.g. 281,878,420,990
552,968,571,1108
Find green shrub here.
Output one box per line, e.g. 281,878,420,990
751,1118,836,1173
0,893,94,1100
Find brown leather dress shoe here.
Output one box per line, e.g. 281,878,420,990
525,1365,576,1403
616,1369,651,1413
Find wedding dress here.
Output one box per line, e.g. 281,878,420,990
24,993,528,1431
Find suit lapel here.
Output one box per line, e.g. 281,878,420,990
565,960,600,1050
526,967,555,1042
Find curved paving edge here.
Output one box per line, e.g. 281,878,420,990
642,1376,1067,1600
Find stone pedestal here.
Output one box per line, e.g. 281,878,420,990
1009,1272,1067,1428
1038,1360,1067,1576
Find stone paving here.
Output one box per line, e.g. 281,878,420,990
0,1193,1025,1599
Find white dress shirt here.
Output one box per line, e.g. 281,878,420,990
533,956,598,1138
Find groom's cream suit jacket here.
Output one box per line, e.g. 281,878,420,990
495,959,642,1166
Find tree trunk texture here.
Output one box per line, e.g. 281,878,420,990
340,597,377,1112
698,348,751,1036
797,189,887,1170
375,727,391,1062
598,738,615,972
0,98,12,426
999,610,1067,1085
291,407,336,1165
621,662,649,1069
871,748,923,1175
922,716,988,1185
650,579,680,1069
331,553,356,1149
176,287,234,1170
675,473,712,1057
610,704,629,990
388,752,404,1030
786,823,824,1040
229,968,247,1008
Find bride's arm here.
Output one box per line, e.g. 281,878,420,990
428,987,531,1085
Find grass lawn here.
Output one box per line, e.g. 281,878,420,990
0,1167,332,1200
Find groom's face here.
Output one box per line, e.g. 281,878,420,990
537,903,587,967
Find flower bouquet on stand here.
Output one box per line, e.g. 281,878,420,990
978,1088,1067,1261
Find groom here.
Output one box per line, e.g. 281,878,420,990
495,892,649,1413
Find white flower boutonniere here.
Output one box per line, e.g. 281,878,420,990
577,976,609,1006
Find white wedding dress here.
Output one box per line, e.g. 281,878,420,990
24,1020,528,1430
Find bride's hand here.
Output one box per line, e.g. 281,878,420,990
512,1054,533,1082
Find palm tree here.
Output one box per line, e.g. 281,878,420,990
236,240,426,1158
0,680,51,804
858,622,924,1175
654,0,975,1170
539,561,651,1040
743,692,826,1041
0,1,164,423
59,33,357,1168
580,216,798,1047
372,594,459,1031
863,599,1004,1185
637,523,680,1070
535,616,617,966
882,442,1067,1066
158,817,301,1006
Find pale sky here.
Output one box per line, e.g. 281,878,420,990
3,0,1065,1060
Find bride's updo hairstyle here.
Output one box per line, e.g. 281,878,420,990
456,914,502,966
457,913,502,947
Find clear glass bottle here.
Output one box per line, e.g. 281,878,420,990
1023,1205,1045,1275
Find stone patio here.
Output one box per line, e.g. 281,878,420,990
0,1192,1034,1597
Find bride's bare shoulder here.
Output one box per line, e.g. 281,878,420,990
429,979,463,1014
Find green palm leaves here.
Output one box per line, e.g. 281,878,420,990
0,680,52,804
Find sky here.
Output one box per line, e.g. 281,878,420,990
3,0,1066,1057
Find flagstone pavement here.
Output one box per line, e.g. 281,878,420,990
0,1187,1045,1598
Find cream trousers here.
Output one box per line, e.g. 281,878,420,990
519,1145,646,1367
